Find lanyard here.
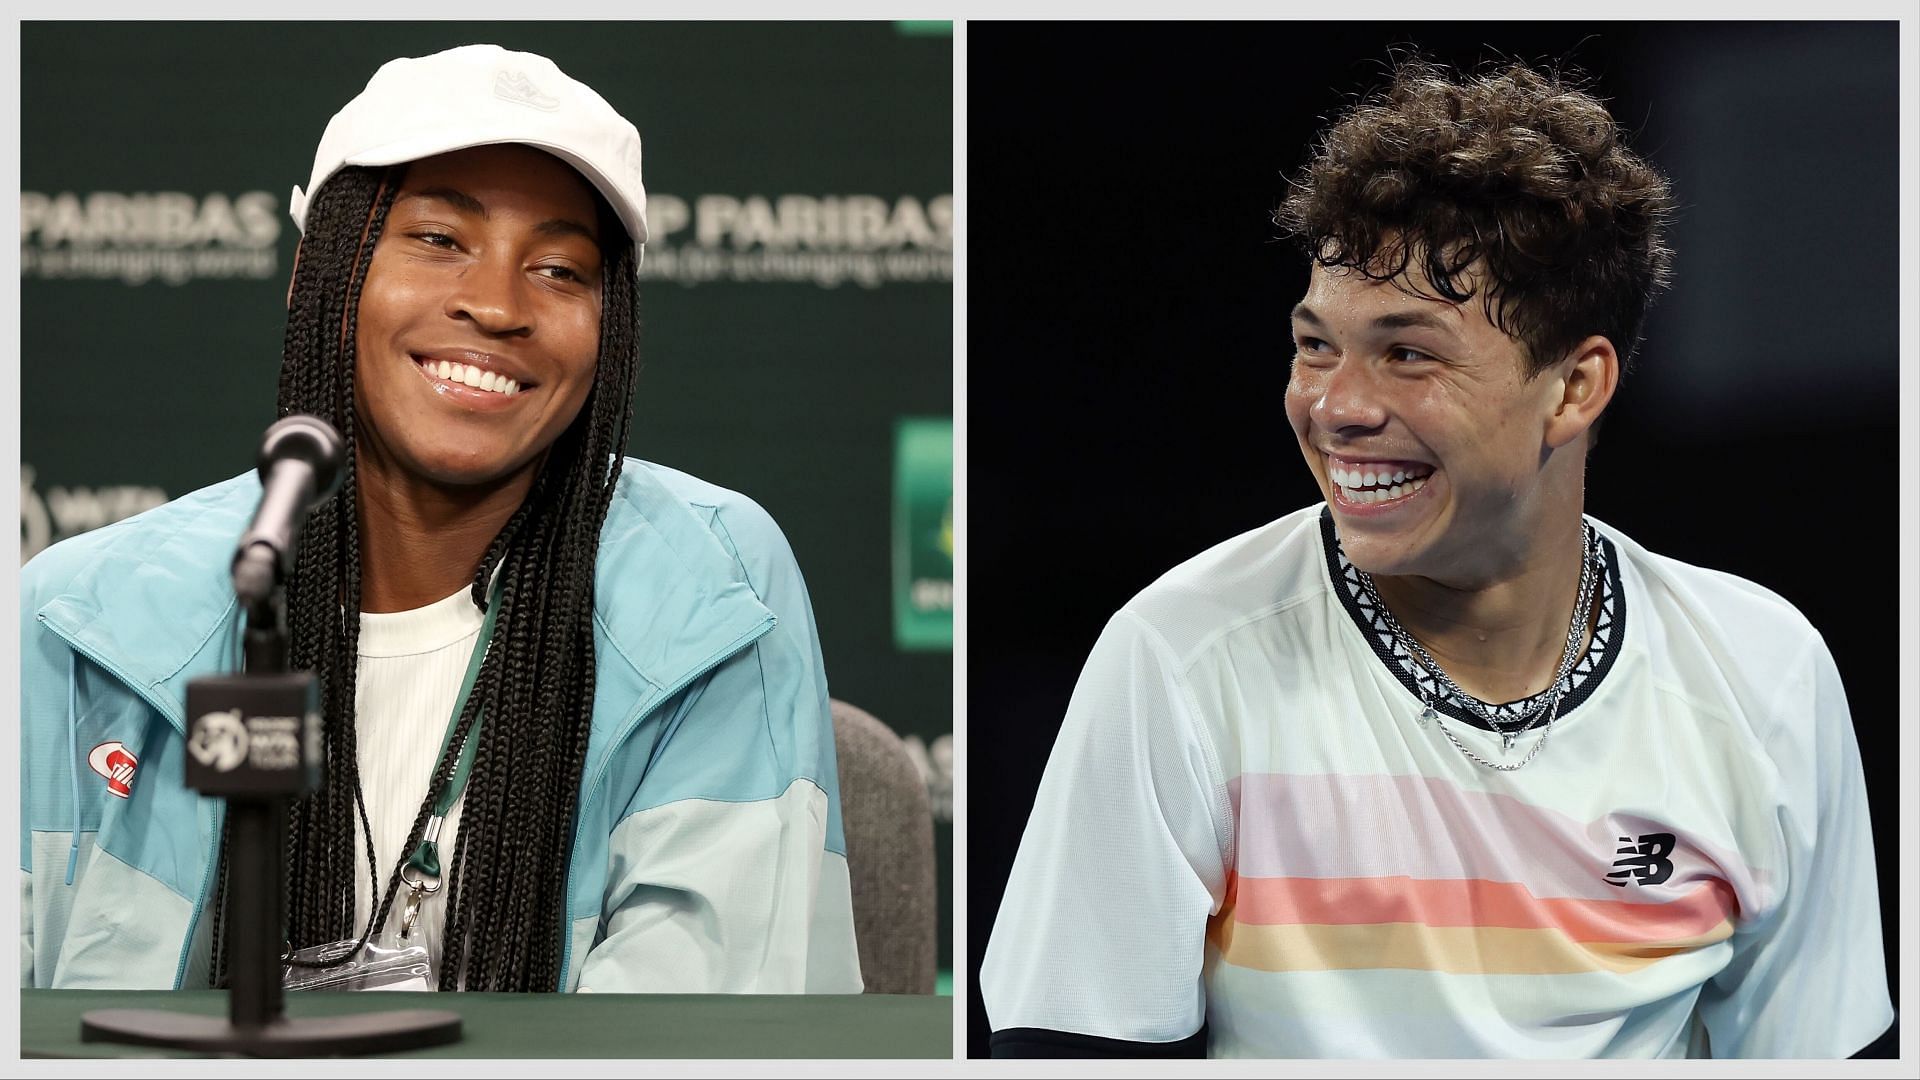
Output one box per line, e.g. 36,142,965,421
398,577,502,936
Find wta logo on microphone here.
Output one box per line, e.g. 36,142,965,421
188,709,250,773
184,675,325,796
87,741,138,799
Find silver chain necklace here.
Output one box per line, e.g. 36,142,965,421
1355,523,1598,771
1369,524,1596,735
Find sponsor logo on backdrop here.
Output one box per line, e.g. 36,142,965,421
901,733,954,824
21,465,169,563
639,193,952,289
21,190,281,285
893,418,954,650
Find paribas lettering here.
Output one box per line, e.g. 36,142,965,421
637,193,953,289
21,190,283,284
21,191,280,248
648,193,953,251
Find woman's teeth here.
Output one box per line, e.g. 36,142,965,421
1331,465,1432,505
418,359,521,396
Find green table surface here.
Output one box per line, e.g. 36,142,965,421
22,989,952,1059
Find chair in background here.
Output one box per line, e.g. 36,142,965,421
830,698,937,995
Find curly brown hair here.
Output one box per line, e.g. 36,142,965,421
1276,56,1677,376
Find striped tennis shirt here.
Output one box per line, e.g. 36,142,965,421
980,505,1891,1058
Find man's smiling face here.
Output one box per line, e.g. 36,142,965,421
1284,261,1576,583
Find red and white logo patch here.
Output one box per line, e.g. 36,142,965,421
87,741,137,799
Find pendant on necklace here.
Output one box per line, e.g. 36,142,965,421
1417,704,1436,728
1502,731,1518,753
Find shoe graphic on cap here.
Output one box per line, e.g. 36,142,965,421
494,70,561,112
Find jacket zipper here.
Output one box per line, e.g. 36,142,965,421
558,614,775,990
39,614,226,990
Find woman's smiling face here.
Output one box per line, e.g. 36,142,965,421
352,143,606,489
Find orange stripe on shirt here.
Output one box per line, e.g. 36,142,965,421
1209,899,1735,976
1227,874,1738,943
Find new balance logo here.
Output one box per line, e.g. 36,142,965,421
1606,832,1675,886
494,70,561,111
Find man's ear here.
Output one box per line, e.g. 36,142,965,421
1544,335,1619,451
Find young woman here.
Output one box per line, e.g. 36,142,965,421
21,44,861,995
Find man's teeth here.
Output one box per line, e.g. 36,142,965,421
421,359,520,396
1330,465,1433,505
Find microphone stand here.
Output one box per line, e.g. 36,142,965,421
79,443,462,1056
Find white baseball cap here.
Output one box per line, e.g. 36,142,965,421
290,44,648,250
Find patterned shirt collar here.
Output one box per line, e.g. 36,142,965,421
1318,507,1625,731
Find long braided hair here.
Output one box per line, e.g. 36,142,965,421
208,162,639,991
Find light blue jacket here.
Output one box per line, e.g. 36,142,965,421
21,459,862,993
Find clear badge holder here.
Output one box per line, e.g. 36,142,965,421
282,935,435,992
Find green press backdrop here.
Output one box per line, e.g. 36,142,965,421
20,21,954,981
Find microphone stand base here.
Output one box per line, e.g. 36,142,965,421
80,1006,461,1057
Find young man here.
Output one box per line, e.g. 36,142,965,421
21,45,862,994
980,59,1891,1058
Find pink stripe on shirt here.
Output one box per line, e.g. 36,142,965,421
1229,772,1764,909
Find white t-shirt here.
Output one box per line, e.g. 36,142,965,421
350,584,484,981
980,505,1892,1058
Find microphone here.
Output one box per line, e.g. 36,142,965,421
232,415,345,607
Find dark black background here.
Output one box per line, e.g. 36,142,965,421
966,21,1901,1058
